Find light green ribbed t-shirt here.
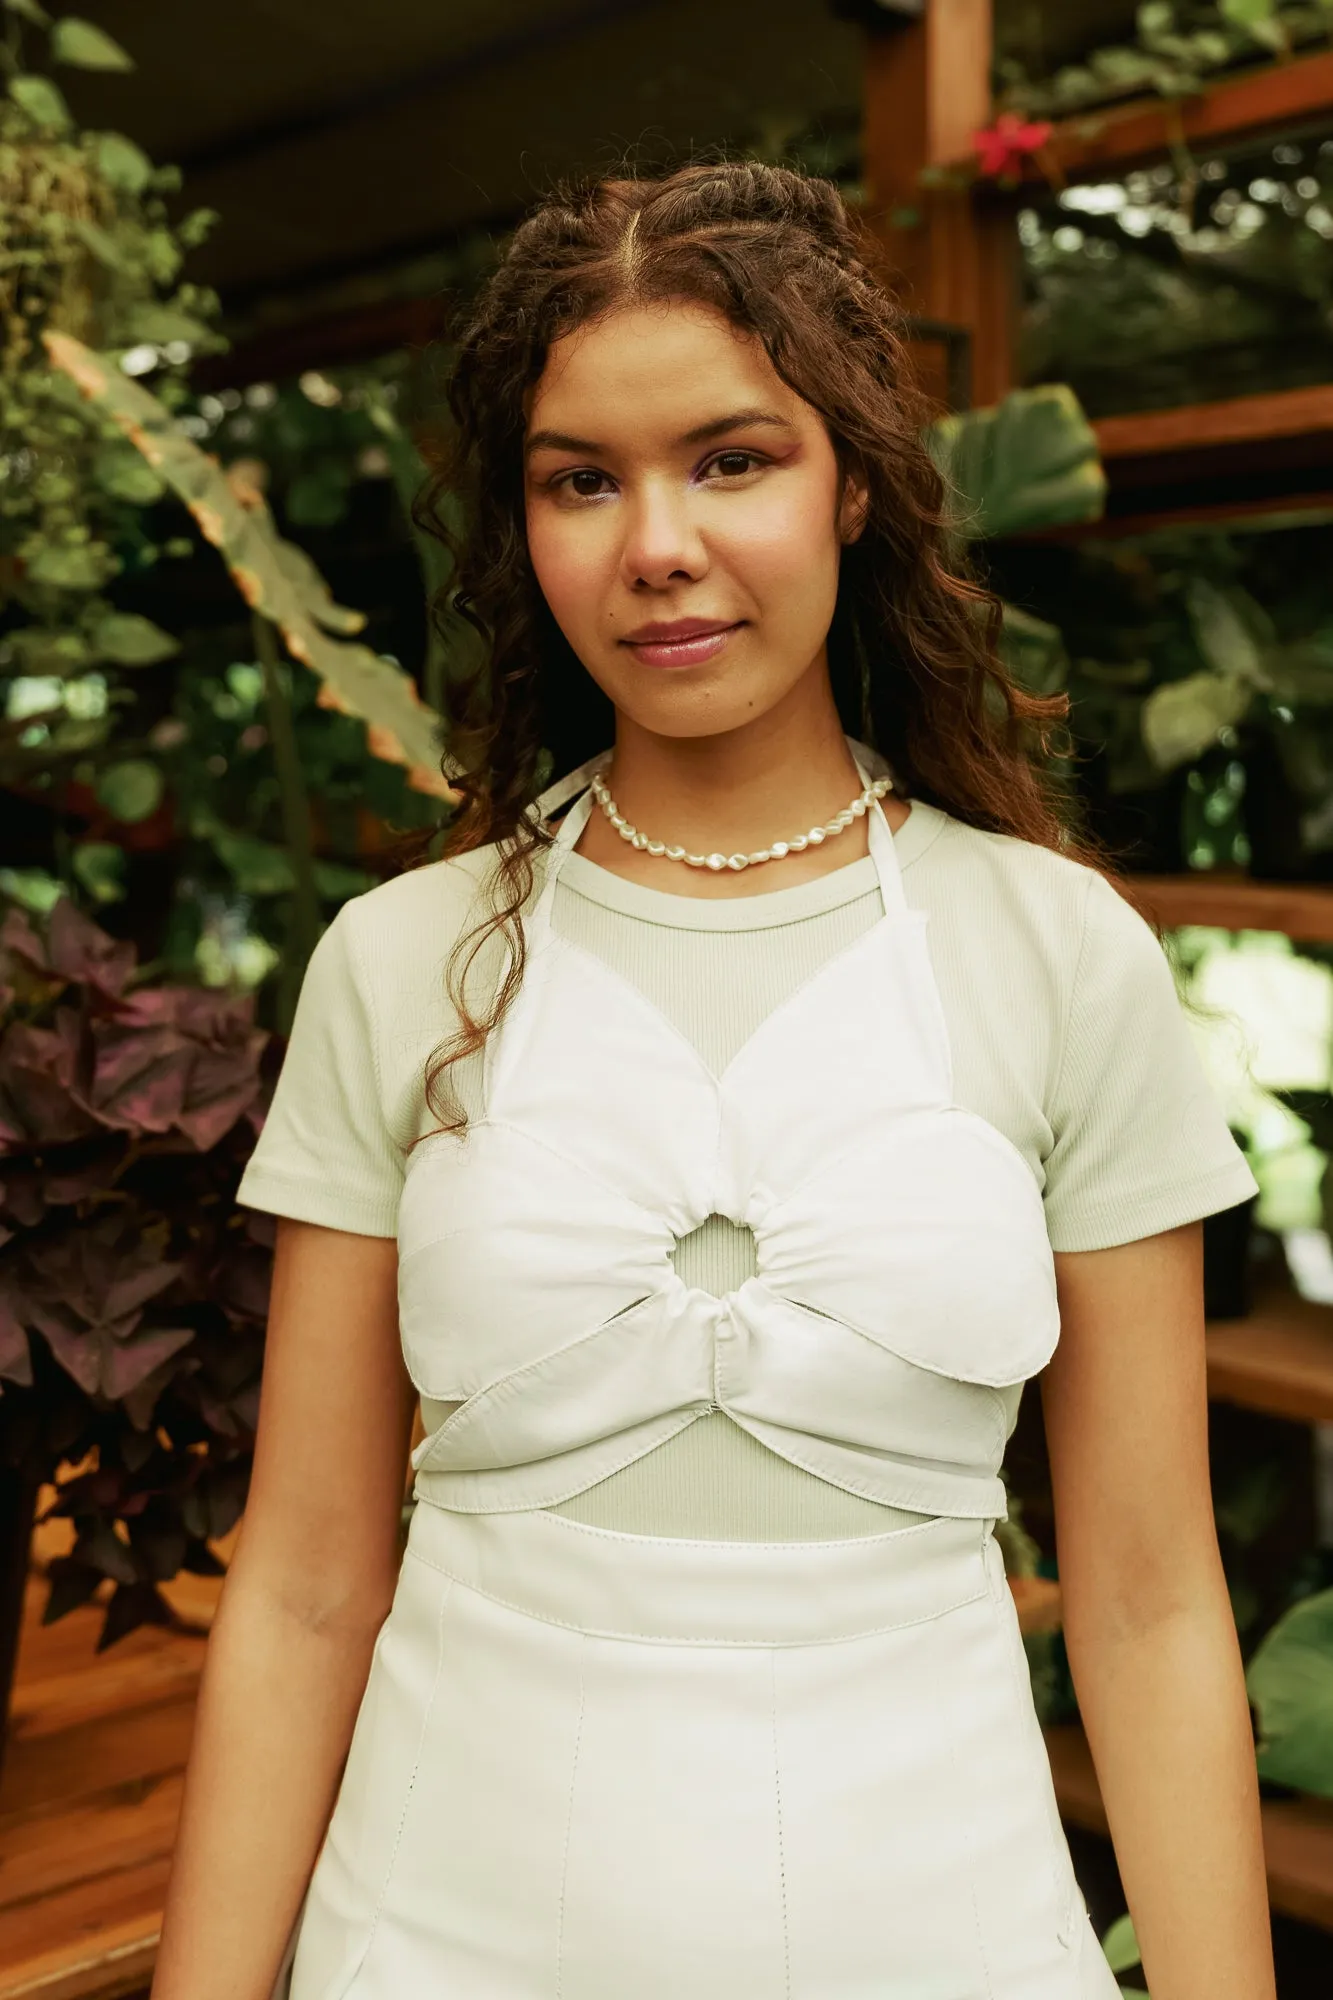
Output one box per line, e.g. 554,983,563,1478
237,797,1259,1540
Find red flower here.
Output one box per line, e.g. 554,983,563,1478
972,113,1054,183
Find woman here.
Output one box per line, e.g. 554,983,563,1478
153,163,1276,2000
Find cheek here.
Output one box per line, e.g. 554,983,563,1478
717,479,841,604
525,507,616,632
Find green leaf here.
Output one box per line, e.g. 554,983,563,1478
1185,578,1269,687
312,858,374,901
1247,1587,1333,1796
208,828,295,898
7,627,90,676
120,303,213,348
927,386,1106,541
25,541,111,590
1219,0,1288,49
93,443,166,505
999,602,1070,698
1137,2,1175,33
1100,1912,1142,1975
4,1,52,26
94,131,152,196
8,72,70,129
1141,670,1253,772
95,758,164,823
71,840,126,904
70,215,127,271
89,610,178,666
0,867,64,913
51,16,134,69
45,331,454,801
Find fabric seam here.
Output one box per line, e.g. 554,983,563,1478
403,1544,988,1646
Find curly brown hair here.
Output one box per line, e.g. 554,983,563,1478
414,157,1102,1125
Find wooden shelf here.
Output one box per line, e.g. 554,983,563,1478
983,49,1333,187
1125,873,1333,943
1206,1287,1333,1426
1047,1722,1333,1932
1095,385,1333,469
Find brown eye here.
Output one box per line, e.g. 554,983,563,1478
707,451,762,480
565,469,609,498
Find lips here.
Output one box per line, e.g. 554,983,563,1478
621,619,743,669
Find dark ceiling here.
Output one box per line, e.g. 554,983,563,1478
61,0,867,323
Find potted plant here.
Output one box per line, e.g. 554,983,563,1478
0,892,272,1756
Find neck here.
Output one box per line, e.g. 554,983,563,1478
573,663,907,897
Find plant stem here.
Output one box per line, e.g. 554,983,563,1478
252,612,320,1035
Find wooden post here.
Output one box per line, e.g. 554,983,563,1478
862,0,1018,409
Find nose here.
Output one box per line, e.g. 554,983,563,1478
619,479,708,591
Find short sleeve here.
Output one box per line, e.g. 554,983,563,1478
1041,872,1260,1253
237,906,404,1237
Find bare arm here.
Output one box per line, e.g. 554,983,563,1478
151,1218,414,2000
1042,1221,1275,2000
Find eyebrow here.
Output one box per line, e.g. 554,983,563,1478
523,407,797,458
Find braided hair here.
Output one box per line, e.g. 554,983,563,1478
414,159,1085,1126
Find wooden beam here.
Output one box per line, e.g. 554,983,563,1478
863,1,1018,408
1127,872,1333,943
1206,1289,1333,1426
1095,383,1333,464
1007,48,1333,185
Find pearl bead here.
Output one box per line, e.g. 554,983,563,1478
665,846,685,861
631,830,649,850
769,841,788,859
851,798,867,817
618,823,635,842
727,853,749,871
705,853,727,871
685,853,706,868
807,827,826,845
748,851,770,865
789,834,808,852
646,840,665,857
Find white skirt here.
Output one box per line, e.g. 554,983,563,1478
283,1503,1121,1999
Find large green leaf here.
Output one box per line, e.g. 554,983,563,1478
1140,670,1253,772
89,611,178,667
50,16,134,69
4,2,52,27
8,72,70,129
96,758,164,824
927,385,1106,541
1185,578,1269,687
1247,1587,1333,1796
45,331,454,800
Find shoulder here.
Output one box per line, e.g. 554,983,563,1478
905,801,1146,959
328,840,532,1004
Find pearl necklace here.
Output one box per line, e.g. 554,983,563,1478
588,768,894,873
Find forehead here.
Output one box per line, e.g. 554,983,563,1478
525,301,810,437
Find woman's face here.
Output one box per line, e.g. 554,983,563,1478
523,300,866,741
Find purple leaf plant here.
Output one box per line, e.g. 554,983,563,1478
0,897,273,1649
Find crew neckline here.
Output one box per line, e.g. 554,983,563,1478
554,798,949,932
